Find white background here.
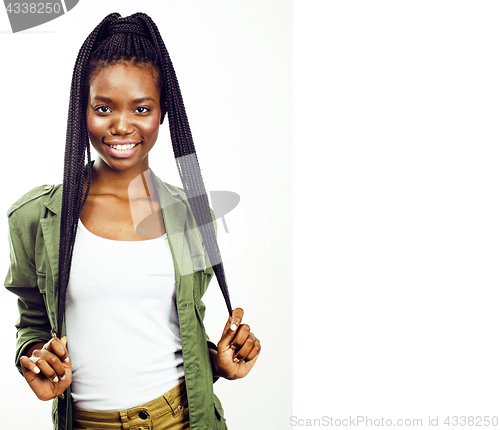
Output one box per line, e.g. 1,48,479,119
293,1,500,429
0,1,291,429
3,1,500,429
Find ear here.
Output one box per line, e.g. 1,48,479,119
160,103,167,124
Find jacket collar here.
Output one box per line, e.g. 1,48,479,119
44,184,62,215
42,170,185,218
40,170,191,292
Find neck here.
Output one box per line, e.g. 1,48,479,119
88,158,151,196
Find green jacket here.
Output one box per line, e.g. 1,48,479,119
4,172,228,430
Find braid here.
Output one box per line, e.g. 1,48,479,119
57,12,232,339
57,13,119,338
135,13,232,315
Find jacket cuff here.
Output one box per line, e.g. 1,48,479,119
15,328,52,374
207,341,220,383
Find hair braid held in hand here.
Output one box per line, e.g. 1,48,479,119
57,12,232,339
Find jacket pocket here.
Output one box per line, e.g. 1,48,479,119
214,394,228,430
193,269,214,308
36,271,47,293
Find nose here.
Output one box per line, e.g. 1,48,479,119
110,112,135,135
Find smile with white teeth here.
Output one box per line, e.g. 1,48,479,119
108,143,138,151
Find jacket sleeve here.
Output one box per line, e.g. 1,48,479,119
5,214,52,374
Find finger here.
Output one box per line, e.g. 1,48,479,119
243,337,261,363
230,324,251,352
218,308,244,350
29,357,61,383
44,337,70,363
20,356,41,376
220,307,244,336
32,349,66,381
233,332,256,362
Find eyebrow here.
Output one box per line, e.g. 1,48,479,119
91,96,157,104
133,97,156,104
91,96,113,103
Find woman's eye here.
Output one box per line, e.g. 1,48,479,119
94,106,111,113
135,107,150,114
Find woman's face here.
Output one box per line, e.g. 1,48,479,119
86,62,162,174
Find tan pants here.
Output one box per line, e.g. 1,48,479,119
72,380,189,430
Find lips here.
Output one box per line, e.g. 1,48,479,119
103,141,142,159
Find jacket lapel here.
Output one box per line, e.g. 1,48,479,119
151,171,187,286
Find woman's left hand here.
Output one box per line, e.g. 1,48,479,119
214,308,261,380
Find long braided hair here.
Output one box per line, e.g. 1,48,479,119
57,12,232,338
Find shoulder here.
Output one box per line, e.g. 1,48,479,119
158,180,215,220
7,184,62,218
161,181,187,200
149,170,184,197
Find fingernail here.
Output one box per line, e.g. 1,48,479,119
64,357,70,363
53,376,59,383
61,375,66,381
233,357,240,363
230,323,237,331
33,366,40,374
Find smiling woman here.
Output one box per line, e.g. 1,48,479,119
81,63,164,241
86,63,162,168
4,12,261,430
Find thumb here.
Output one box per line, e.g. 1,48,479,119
218,308,243,350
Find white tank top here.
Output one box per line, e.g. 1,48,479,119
66,220,184,411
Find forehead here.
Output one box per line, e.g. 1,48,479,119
88,63,159,99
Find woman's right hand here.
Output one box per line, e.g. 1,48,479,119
20,337,72,401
